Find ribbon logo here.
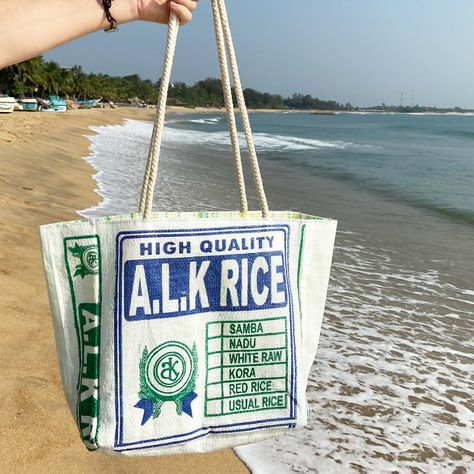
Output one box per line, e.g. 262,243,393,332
68,243,99,278
136,341,198,425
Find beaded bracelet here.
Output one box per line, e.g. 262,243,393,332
102,0,118,32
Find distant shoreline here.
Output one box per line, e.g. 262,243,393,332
166,106,474,116
5,57,473,115
166,105,337,115
2,104,473,120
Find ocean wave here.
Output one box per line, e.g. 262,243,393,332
166,116,224,126
253,133,351,151
83,119,474,227
187,117,224,125
164,124,353,151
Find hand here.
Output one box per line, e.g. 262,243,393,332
135,0,198,25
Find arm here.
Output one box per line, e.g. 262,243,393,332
0,0,196,68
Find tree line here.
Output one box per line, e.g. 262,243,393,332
0,56,353,110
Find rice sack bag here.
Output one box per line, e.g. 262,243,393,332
40,2,337,456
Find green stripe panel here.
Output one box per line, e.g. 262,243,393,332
64,235,102,451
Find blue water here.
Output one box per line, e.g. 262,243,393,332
168,112,474,226
82,112,474,473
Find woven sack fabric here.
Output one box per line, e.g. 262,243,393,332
41,211,336,454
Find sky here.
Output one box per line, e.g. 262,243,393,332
44,0,474,108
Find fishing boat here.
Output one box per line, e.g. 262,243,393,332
0,97,16,114
77,98,102,109
39,96,67,113
18,98,38,111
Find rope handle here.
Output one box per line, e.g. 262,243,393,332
139,2,269,218
139,12,179,217
211,0,248,214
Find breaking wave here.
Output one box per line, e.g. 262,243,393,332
164,124,354,151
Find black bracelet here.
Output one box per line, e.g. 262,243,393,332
101,0,118,32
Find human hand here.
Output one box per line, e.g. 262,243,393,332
135,0,198,25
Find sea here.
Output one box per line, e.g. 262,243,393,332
81,111,474,473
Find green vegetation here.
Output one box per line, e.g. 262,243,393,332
362,104,472,114
0,58,158,102
0,56,350,110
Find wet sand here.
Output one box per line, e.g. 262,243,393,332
0,108,249,473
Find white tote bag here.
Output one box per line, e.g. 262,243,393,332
40,1,337,456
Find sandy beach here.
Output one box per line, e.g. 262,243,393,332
0,108,249,473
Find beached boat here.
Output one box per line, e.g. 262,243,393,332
18,98,38,111
39,96,67,113
77,98,102,109
0,97,16,114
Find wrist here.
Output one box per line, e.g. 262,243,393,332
131,0,152,22
100,0,139,27
134,0,169,23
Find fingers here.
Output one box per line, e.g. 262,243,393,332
172,0,198,13
136,0,198,25
170,0,196,25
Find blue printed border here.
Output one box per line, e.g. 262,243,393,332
114,225,297,450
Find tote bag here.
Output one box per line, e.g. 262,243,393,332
40,0,337,456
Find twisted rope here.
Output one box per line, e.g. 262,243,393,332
211,0,248,213
139,1,269,218
139,13,179,218
138,102,159,213
216,0,268,216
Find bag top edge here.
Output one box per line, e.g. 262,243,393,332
39,210,337,230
